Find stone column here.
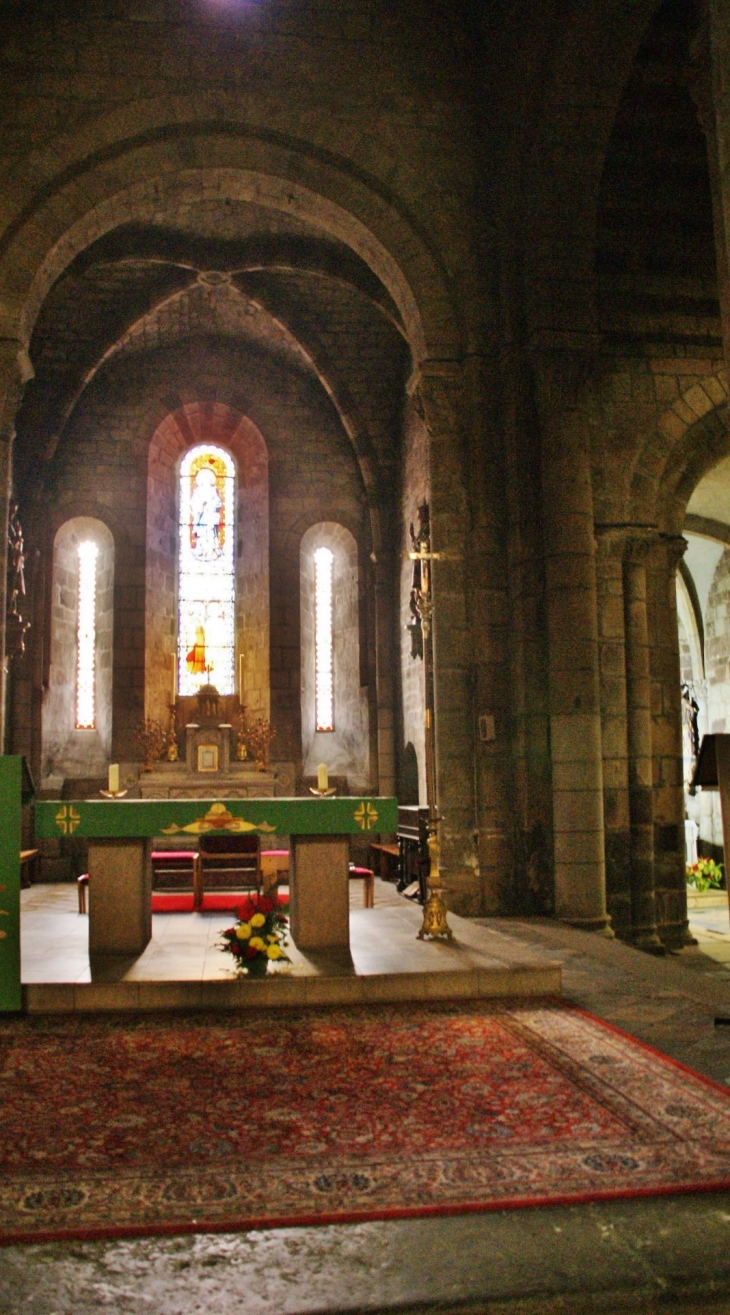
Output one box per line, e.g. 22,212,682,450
418,361,480,914
594,529,632,936
0,340,31,751
647,535,695,949
692,9,730,377
623,534,664,952
534,347,612,932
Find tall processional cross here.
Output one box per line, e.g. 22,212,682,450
407,504,453,941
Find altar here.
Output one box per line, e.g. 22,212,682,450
139,682,295,800
34,795,397,959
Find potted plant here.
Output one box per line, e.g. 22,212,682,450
686,857,725,909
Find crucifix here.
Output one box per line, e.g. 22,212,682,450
408,503,453,941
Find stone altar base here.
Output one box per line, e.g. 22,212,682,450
139,763,282,800
88,840,151,956
290,835,349,950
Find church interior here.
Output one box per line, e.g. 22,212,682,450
6,0,730,1309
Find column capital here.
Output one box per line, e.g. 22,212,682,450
594,523,660,563
0,339,32,441
528,332,603,422
656,533,689,573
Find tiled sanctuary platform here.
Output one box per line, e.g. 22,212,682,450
19,880,561,1012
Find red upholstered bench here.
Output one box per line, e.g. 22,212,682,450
349,864,375,908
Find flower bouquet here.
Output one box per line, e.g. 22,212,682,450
686,857,724,892
219,893,290,977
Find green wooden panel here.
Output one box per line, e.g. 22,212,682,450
0,757,22,1011
35,796,397,841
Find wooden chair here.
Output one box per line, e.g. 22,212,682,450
77,873,89,914
193,834,261,909
261,849,289,895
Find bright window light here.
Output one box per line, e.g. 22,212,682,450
76,541,98,729
178,444,236,696
314,546,334,732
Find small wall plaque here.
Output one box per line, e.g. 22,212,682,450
197,744,219,773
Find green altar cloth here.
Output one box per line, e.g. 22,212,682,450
35,796,396,839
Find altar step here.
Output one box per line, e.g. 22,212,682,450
24,959,560,1013
20,883,561,1013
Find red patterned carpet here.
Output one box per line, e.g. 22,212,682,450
1,999,730,1244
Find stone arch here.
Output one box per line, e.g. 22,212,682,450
627,374,730,530
0,106,458,365
522,0,660,341
145,401,269,727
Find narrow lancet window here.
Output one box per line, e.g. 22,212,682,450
76,541,98,729
178,444,236,696
314,546,334,731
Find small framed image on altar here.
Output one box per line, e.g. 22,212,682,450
197,744,219,773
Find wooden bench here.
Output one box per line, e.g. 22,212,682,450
19,849,39,889
368,841,399,883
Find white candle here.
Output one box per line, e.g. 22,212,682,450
317,762,328,791
108,763,119,794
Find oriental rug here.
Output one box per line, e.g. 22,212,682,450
2,999,730,1244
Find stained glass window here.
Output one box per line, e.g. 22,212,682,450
314,546,334,731
178,444,235,696
75,541,98,729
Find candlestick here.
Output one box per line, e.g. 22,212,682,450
310,761,336,796
100,761,127,799
171,653,177,704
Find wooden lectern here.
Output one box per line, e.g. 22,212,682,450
691,734,730,917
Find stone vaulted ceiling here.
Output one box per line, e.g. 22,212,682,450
14,206,411,501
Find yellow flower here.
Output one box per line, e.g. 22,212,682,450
249,936,266,951
267,934,278,943
235,923,252,940
266,943,283,959
251,912,266,928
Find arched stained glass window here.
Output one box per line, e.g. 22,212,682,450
178,444,236,696
75,541,98,729
314,545,334,731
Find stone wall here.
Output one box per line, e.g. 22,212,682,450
27,335,373,781
705,547,730,732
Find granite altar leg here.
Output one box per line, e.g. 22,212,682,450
290,835,349,951
88,839,152,956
